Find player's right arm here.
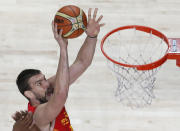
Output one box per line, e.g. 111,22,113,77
48,8,105,87
33,23,70,127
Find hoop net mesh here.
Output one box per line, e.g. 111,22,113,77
103,27,168,108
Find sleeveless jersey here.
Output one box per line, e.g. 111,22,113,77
28,103,73,131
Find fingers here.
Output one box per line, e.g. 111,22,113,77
86,8,105,37
52,23,68,46
14,111,26,121
53,21,63,39
97,15,103,23
20,110,28,117
12,110,29,122
24,112,33,128
12,112,20,121
88,8,98,21
93,8,98,20
88,8,104,23
88,8,92,22
59,29,63,36
52,20,59,38
100,23,105,27
54,23,58,36
15,112,22,120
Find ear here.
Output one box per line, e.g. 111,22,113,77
24,91,40,105
24,91,36,100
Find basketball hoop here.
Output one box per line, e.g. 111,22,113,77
101,25,180,108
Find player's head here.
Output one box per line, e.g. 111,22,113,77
16,69,52,104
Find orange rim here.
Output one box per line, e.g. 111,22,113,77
101,25,170,70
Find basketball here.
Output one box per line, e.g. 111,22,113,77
54,5,87,39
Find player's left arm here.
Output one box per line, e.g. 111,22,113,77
48,8,105,86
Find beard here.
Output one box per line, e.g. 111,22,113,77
33,87,54,104
39,96,48,104
39,87,54,104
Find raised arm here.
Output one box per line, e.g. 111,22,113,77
48,8,105,86
33,23,70,127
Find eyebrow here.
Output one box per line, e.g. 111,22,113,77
35,80,42,84
35,75,46,84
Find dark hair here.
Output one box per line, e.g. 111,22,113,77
16,69,41,98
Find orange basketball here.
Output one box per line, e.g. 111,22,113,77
54,5,87,39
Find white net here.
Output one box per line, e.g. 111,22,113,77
107,61,160,108
103,27,168,108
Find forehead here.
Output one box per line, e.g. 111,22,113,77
28,73,45,84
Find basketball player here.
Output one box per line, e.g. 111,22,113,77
12,111,40,131
16,8,104,131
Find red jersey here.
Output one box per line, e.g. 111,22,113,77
28,103,73,131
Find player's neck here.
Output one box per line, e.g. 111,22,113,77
30,99,40,107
